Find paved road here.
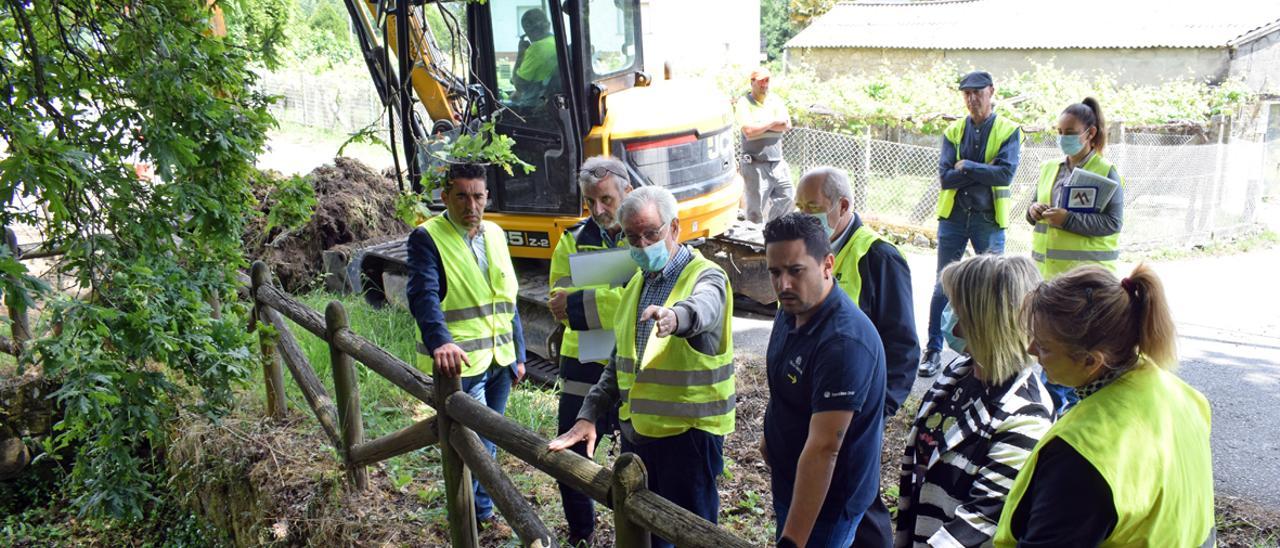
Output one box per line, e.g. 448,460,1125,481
732,246,1280,509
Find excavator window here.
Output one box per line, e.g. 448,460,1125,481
584,0,637,78
492,2,564,125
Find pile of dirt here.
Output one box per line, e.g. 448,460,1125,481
245,157,409,292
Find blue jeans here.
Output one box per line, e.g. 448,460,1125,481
774,499,862,548
459,363,515,520
927,208,1006,352
623,429,723,548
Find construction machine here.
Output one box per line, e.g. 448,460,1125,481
337,0,765,383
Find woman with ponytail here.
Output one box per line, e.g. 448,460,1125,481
1026,97,1125,279
993,264,1214,547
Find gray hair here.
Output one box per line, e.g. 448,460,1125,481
578,156,630,196
618,186,678,226
799,166,853,205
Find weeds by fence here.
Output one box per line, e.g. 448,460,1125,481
244,260,753,547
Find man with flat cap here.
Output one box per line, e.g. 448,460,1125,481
920,71,1022,378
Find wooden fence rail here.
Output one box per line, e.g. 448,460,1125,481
244,260,753,548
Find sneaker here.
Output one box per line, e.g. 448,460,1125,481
918,349,942,377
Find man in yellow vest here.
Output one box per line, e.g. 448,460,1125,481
546,156,633,547
548,186,735,548
794,166,917,547
923,70,1021,377
736,66,795,224
512,9,557,103
406,163,526,535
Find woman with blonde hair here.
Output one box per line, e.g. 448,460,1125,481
895,254,1053,547
994,264,1214,547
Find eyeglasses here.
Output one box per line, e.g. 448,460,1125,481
580,166,627,181
624,224,668,247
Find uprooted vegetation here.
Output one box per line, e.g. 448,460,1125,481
244,157,409,292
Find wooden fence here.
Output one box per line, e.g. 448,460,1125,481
245,260,754,547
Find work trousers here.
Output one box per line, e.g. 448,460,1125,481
622,427,724,548
742,158,795,224
555,356,617,541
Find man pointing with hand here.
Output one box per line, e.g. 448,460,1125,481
549,186,736,548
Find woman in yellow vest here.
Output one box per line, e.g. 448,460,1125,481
1027,97,1125,280
994,264,1214,547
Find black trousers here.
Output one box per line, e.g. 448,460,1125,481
555,357,615,540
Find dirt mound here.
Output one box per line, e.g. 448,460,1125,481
246,157,409,292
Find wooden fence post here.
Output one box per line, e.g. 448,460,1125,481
612,453,652,548
4,227,30,357
251,262,287,419
436,371,478,547
327,301,367,491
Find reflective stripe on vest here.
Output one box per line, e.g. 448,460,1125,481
994,358,1215,547
614,250,736,438
936,116,1020,228
556,225,629,363
1030,154,1122,279
414,215,518,377
833,224,901,304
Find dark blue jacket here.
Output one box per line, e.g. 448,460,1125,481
406,226,527,366
939,115,1022,212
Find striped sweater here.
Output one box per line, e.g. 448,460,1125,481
894,358,1053,547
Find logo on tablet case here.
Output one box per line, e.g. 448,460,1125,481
1070,187,1097,209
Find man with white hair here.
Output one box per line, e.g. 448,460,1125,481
795,166,918,548
546,156,633,547
548,186,735,548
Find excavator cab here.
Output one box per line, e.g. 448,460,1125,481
467,0,592,218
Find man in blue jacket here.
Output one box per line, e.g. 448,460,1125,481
407,163,526,535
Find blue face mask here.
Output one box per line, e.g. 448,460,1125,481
941,303,967,354
1057,133,1085,156
808,212,834,238
630,238,670,273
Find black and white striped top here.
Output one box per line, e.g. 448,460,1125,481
894,358,1054,547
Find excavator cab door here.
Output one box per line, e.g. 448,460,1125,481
470,0,584,219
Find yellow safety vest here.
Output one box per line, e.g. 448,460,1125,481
995,357,1215,547
548,220,631,368
937,116,1020,228
414,215,518,378
833,224,902,305
1031,154,1122,279
614,250,736,438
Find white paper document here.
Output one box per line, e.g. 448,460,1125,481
575,329,617,363
569,247,637,288
566,247,636,362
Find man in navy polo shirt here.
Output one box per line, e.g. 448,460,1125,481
761,213,886,548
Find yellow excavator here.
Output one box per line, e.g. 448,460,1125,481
336,0,759,383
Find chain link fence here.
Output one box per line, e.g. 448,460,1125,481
256,70,1267,255
258,69,386,134
782,127,1267,255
